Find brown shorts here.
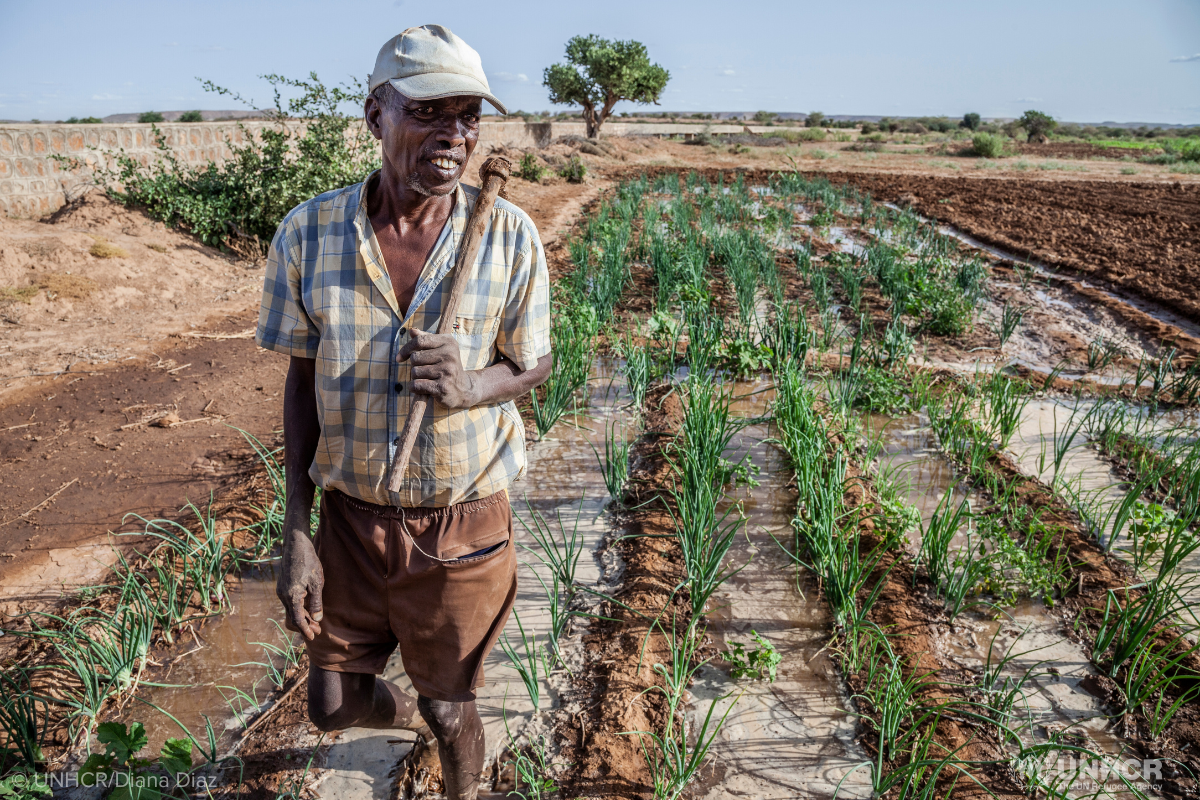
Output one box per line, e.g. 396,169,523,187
307,488,517,703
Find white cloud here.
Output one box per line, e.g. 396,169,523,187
1170,53,1200,62
1016,97,1043,103
493,72,528,83
719,68,736,76
92,93,122,101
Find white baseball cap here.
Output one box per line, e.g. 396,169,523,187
369,25,507,115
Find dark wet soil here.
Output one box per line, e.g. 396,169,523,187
556,384,685,800
0,309,287,612
823,172,1200,325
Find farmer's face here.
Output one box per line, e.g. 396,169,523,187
366,92,482,197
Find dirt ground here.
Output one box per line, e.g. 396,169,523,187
823,171,1200,323
3,128,1196,628
2,130,1199,794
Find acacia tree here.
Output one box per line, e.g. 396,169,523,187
543,35,669,138
1020,110,1057,143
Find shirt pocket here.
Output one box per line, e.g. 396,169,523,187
452,314,499,371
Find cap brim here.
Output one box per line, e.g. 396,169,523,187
388,74,507,116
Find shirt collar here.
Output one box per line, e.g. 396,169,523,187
353,173,468,325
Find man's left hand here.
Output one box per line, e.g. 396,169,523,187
398,328,479,409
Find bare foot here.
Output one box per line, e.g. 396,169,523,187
391,731,444,799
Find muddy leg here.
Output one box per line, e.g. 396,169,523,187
306,666,427,733
417,696,484,800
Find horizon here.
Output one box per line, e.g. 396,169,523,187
1,0,1199,125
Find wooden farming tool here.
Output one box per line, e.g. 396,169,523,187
386,155,513,494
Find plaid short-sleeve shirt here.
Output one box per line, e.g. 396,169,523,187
256,173,551,508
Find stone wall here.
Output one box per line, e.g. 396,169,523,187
0,119,764,216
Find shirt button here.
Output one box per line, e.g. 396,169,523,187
395,383,404,392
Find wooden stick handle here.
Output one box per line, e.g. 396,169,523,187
386,156,512,495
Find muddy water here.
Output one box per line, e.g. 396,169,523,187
123,567,285,755
1007,398,1200,603
941,226,1200,343
864,405,1143,789
690,381,872,799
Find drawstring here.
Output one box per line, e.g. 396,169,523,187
397,507,459,564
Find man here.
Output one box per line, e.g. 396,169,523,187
255,25,552,799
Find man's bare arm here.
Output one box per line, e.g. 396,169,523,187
398,329,552,409
278,356,325,641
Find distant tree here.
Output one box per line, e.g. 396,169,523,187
543,35,669,138
961,112,981,131
66,116,103,124
805,111,825,128
860,122,878,134
1019,110,1057,143
753,110,777,124
179,110,203,122
137,111,164,123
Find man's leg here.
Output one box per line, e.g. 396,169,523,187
417,696,485,800
306,666,427,733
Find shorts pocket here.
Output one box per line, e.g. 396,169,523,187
441,537,510,569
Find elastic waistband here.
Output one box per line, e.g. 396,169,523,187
329,488,508,520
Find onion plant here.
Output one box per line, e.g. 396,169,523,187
121,498,240,615
531,313,594,438
625,691,737,800
1088,583,1184,677
592,421,631,506
996,299,1027,348
667,373,746,619
1120,628,1200,738
0,670,47,771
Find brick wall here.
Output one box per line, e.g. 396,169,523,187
0,119,761,216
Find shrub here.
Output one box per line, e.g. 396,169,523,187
137,111,164,123
860,122,878,134
961,112,981,131
89,238,129,259
1019,110,1057,143
518,152,546,182
972,132,1005,158
66,116,102,124
805,111,825,128
75,74,380,256
559,154,587,183
178,110,203,122
753,110,777,124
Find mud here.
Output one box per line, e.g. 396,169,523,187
958,401,1200,798
556,383,684,799
824,172,1200,324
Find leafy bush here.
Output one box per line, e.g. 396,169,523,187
972,132,1005,158
559,154,587,183
137,111,164,123
753,110,777,124
76,74,380,256
178,110,203,122
805,111,825,128
65,116,102,124
961,112,981,131
518,152,545,182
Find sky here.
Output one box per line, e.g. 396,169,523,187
1,0,1198,124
